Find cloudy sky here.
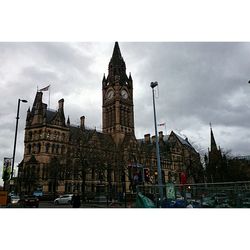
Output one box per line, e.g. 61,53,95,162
1,42,250,185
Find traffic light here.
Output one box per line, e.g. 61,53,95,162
144,168,150,182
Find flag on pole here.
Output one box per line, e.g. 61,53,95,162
157,122,166,127
39,85,50,92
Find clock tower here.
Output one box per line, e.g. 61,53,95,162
102,42,134,145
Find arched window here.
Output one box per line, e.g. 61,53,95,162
61,145,65,154
37,166,40,179
27,144,31,154
32,143,36,154
53,131,56,140
28,131,32,140
37,143,41,153
52,144,55,154
45,143,50,153
47,130,50,139
34,131,37,140
56,144,59,154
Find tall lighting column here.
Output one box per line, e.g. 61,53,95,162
150,81,163,206
11,98,28,182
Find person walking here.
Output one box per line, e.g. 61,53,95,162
72,193,81,208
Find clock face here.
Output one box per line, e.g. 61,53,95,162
106,90,114,100
121,89,128,99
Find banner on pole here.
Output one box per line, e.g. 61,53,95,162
166,183,176,200
2,157,12,181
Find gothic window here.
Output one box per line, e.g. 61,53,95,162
61,145,65,155
39,130,42,139
37,166,40,179
52,144,55,154
26,166,31,179
34,131,37,140
42,166,45,179
37,143,41,153
28,131,32,140
45,143,50,153
92,169,95,180
47,130,50,139
62,133,65,141
32,143,36,154
27,144,31,154
54,132,57,140
56,144,59,154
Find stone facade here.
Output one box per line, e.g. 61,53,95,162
17,42,203,196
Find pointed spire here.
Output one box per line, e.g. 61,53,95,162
67,116,70,126
210,123,218,151
111,41,122,60
107,42,128,85
109,42,125,67
102,73,106,81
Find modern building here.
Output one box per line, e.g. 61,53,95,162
17,42,203,197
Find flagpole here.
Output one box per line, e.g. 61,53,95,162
48,85,51,109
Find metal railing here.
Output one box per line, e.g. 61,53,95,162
136,181,250,208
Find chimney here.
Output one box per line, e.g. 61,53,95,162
80,116,85,129
152,135,156,143
144,134,151,143
58,98,64,111
159,131,163,141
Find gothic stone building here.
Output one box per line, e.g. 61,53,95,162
17,42,203,197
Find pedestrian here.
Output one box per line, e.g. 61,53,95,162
72,193,81,208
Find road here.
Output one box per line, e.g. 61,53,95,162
4,201,130,208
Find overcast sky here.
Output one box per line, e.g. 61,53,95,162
1,42,250,185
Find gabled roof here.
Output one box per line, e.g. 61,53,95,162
170,131,196,151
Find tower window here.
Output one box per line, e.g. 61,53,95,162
52,144,55,154
46,143,50,153
37,143,41,153
27,144,31,154
28,131,32,140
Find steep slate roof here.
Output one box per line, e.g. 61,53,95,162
45,109,57,123
69,126,115,150
174,133,195,150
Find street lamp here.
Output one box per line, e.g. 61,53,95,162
150,81,163,206
11,99,28,182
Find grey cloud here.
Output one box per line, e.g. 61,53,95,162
1,42,250,185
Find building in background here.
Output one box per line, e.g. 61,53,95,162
17,42,203,198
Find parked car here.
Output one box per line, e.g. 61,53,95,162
54,194,73,205
19,195,39,208
10,195,20,205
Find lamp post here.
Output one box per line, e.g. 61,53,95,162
150,81,163,207
10,99,28,183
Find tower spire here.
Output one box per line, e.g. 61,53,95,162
107,42,128,85
111,41,122,60
210,123,218,151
